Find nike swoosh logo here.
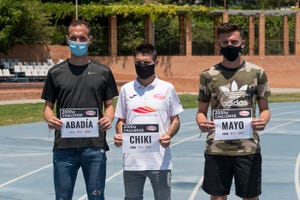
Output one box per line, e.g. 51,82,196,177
130,94,137,98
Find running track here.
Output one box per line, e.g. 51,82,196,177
0,102,299,200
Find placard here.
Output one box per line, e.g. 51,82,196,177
213,108,253,140
122,124,160,153
60,108,99,138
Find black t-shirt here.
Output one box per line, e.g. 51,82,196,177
41,59,119,150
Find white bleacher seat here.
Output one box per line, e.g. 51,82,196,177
29,62,36,66
47,59,54,66
20,65,27,72
36,69,45,76
6,59,13,67
31,69,39,76
24,69,33,77
27,65,34,70
41,70,46,76
33,65,40,70
10,61,17,67
35,69,41,76
14,65,21,73
42,69,48,76
38,65,45,70
58,59,64,64
2,69,13,77
2,62,10,68
42,62,47,67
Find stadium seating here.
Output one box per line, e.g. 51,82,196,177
0,58,55,82
0,69,14,81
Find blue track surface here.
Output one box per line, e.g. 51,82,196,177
0,102,299,200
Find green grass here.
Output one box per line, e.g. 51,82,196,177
267,92,300,103
0,93,299,126
0,103,45,126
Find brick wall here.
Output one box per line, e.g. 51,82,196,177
0,45,299,100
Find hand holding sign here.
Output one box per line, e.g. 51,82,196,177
159,134,171,148
122,124,160,153
213,108,253,141
251,118,267,131
114,133,123,147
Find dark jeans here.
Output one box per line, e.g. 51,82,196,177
53,147,107,200
123,170,171,200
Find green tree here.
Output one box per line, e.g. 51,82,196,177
40,0,128,5
0,0,23,53
0,0,53,53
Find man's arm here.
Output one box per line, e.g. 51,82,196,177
43,101,63,130
167,115,181,138
195,102,215,133
251,98,270,131
114,118,126,147
160,115,181,148
98,99,115,131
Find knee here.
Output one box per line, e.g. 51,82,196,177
87,188,104,200
211,195,227,200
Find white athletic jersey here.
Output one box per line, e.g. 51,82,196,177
115,77,184,170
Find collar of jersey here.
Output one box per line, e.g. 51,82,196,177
134,76,158,89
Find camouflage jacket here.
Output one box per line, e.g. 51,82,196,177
198,61,271,156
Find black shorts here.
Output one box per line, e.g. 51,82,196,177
202,153,262,198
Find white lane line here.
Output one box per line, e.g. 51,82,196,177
0,164,52,188
269,118,300,122
295,153,300,200
188,176,203,200
171,134,199,147
77,170,124,200
78,194,87,200
0,120,198,198
181,121,197,126
271,110,300,117
77,122,199,200
260,119,300,135
0,143,117,189
105,169,123,183
264,131,300,136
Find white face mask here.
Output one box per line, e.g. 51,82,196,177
68,40,88,56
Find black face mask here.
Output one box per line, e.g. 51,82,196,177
220,45,242,61
135,63,155,79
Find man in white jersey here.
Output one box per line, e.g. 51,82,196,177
114,43,183,200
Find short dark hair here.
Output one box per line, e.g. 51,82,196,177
217,22,243,38
68,20,91,35
134,43,157,61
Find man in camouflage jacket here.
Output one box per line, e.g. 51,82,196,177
196,22,271,200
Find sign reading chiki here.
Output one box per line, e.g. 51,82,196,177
122,124,160,153
60,108,99,138
213,108,253,140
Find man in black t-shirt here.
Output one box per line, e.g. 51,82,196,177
41,20,118,200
